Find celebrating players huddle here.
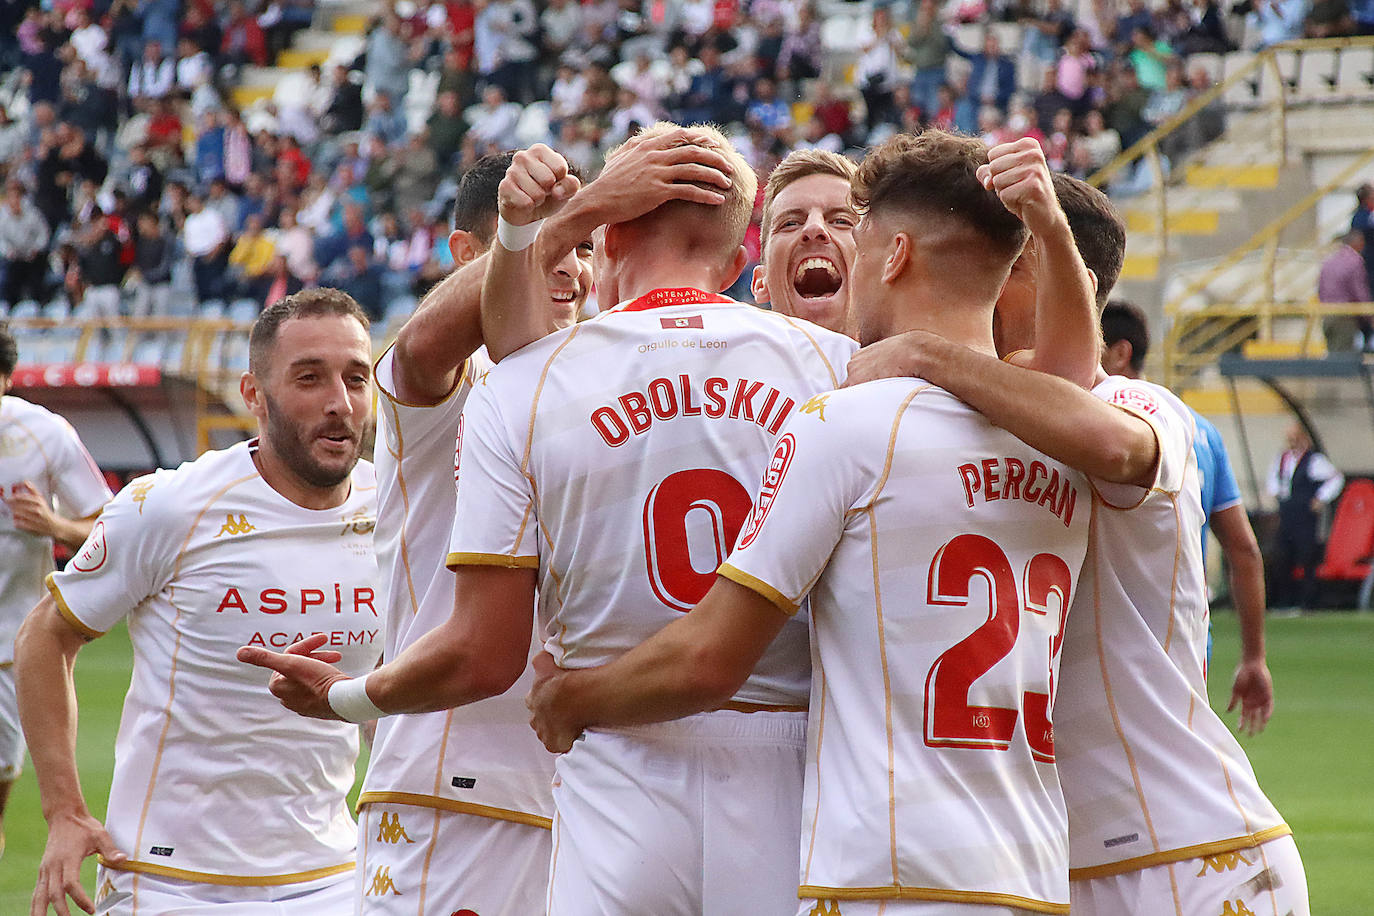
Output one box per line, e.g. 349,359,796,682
16,125,1307,916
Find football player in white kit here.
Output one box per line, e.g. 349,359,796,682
524,130,1119,916
17,290,381,916
845,167,1308,916
241,122,857,915
0,326,111,853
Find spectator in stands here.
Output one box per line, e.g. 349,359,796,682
364,92,409,147
1266,424,1345,610
428,90,469,167
855,4,904,133
274,207,316,285
227,213,277,302
477,0,539,104
1024,0,1075,67
1056,28,1098,115
128,40,175,108
1351,183,1374,295
0,182,52,306
905,0,949,116
1114,0,1156,54
1176,0,1234,52
0,107,24,169
463,84,523,163
221,0,269,68
679,43,737,125
1078,108,1123,171
1104,63,1152,148
541,0,584,72
326,243,385,318
1318,230,1373,351
952,30,1016,129
1251,0,1308,46
36,124,108,232
76,209,127,321
391,132,442,219
205,178,242,237
261,254,304,308
1127,25,1176,92
777,2,824,85
321,64,366,135
367,12,411,102
1353,0,1374,34
184,193,230,303
315,201,373,275
128,210,174,318
141,0,180,60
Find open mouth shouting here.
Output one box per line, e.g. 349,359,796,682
793,256,843,301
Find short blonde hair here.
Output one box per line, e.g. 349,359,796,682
759,149,857,248
606,121,758,255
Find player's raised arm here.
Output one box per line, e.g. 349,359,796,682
848,331,1157,486
388,250,490,405
979,138,1099,388
15,596,127,916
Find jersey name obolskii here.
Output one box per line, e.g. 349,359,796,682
591,374,798,447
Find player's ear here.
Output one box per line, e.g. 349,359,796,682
1086,267,1099,306
240,371,267,421
749,264,770,304
718,245,749,293
449,229,481,266
881,232,910,285
603,223,624,262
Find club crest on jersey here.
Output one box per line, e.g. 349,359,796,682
71,520,107,572
738,434,796,549
1108,385,1159,416
341,508,375,536
214,513,256,537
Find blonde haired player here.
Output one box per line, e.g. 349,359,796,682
241,122,857,915
17,290,380,916
354,140,734,916
0,326,111,854
846,160,1308,916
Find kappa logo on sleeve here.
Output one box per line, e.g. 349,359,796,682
71,520,108,572
738,433,796,549
129,479,154,514
1108,385,1160,416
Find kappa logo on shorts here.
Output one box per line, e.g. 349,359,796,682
367,866,401,896
1219,900,1257,916
214,513,256,538
737,433,796,549
807,902,842,916
1196,850,1255,876
376,812,415,845
71,520,107,572
96,878,116,903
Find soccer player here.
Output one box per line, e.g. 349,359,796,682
355,138,729,915
1100,299,1273,735
523,130,1123,916
241,122,856,915
0,326,111,853
845,171,1308,916
16,290,381,916
750,149,858,335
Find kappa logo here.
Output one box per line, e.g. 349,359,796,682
799,393,830,421
367,866,401,896
71,520,108,572
1219,900,1257,916
376,811,415,845
96,877,116,903
214,513,256,537
1196,850,1255,876
129,479,154,514
807,902,842,915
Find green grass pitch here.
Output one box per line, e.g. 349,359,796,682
1,614,1370,912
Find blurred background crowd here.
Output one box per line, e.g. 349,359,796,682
0,0,1370,319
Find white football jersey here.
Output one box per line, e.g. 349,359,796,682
48,441,381,884
0,394,110,662
360,346,555,827
1056,376,1288,878
448,289,856,707
722,378,1088,912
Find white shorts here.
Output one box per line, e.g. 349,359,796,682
355,802,551,916
95,865,353,915
797,901,1039,916
0,666,23,781
1069,834,1309,916
548,708,807,916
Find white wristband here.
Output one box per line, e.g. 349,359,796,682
327,674,385,723
496,216,543,252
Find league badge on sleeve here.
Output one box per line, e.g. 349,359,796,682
1108,385,1160,416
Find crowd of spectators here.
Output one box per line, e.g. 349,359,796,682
0,0,1367,321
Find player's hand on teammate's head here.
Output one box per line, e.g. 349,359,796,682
526,651,581,754
593,126,734,220
31,809,125,916
499,144,582,227
4,481,59,539
237,634,348,721
977,138,1066,239
842,330,941,388
1227,658,1274,737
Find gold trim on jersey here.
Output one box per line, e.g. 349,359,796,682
97,856,355,886
373,345,472,409
775,313,841,388
357,791,553,829
798,885,1069,914
717,563,797,614
1068,825,1292,881
715,700,808,713
0,661,11,669
45,576,105,639
446,551,539,569
1089,400,1173,509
